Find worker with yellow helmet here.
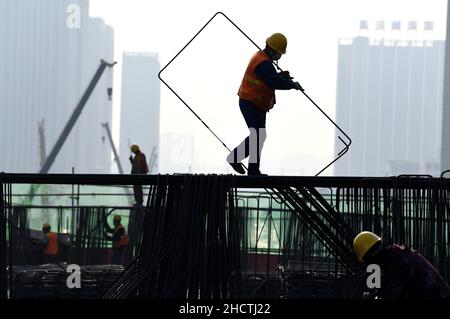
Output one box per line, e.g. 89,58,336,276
103,214,129,265
128,143,149,206
353,231,450,299
42,223,59,258
228,33,303,176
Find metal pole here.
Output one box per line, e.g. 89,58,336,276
0,173,7,298
101,122,124,174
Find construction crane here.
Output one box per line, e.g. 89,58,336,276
39,59,117,174
26,60,116,205
101,122,124,174
37,119,50,208
38,119,46,168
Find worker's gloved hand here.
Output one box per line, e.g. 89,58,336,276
292,81,304,92
279,70,293,80
129,155,133,163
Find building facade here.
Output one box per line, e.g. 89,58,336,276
335,31,444,176
441,2,450,172
119,52,160,174
0,0,114,173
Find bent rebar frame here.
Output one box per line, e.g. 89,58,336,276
158,12,352,176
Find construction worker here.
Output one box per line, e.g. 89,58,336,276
129,144,149,206
42,223,59,259
227,33,303,176
354,231,450,299
103,214,129,265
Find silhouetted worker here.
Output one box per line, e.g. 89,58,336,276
104,214,129,265
42,223,59,259
227,33,303,176
354,231,450,299
129,144,149,206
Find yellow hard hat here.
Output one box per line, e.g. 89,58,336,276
130,144,140,153
42,223,51,229
353,231,381,262
113,215,121,221
266,33,287,54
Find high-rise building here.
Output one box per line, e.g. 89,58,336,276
335,31,444,176
119,52,160,174
441,3,450,172
0,0,114,173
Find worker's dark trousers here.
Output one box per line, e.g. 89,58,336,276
133,185,143,205
227,99,267,173
112,247,124,265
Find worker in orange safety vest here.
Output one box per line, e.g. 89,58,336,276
104,214,129,265
227,33,303,176
42,223,59,258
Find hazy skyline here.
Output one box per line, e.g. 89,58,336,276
334,37,444,176
88,0,447,175
1,1,446,175
0,0,114,174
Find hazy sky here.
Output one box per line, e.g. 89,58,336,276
89,0,447,175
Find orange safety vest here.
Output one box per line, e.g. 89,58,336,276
238,51,275,111
113,224,129,248
45,232,59,256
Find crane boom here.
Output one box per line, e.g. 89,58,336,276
39,59,116,174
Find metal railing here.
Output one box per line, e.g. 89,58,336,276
2,173,450,299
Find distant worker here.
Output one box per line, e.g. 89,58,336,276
42,223,59,259
103,214,129,265
129,144,149,206
354,231,450,299
227,33,303,176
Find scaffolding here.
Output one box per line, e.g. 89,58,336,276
1,173,450,299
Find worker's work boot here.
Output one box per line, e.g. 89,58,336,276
228,162,246,175
226,152,246,174
247,163,267,176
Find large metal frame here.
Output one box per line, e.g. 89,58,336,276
158,12,351,176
